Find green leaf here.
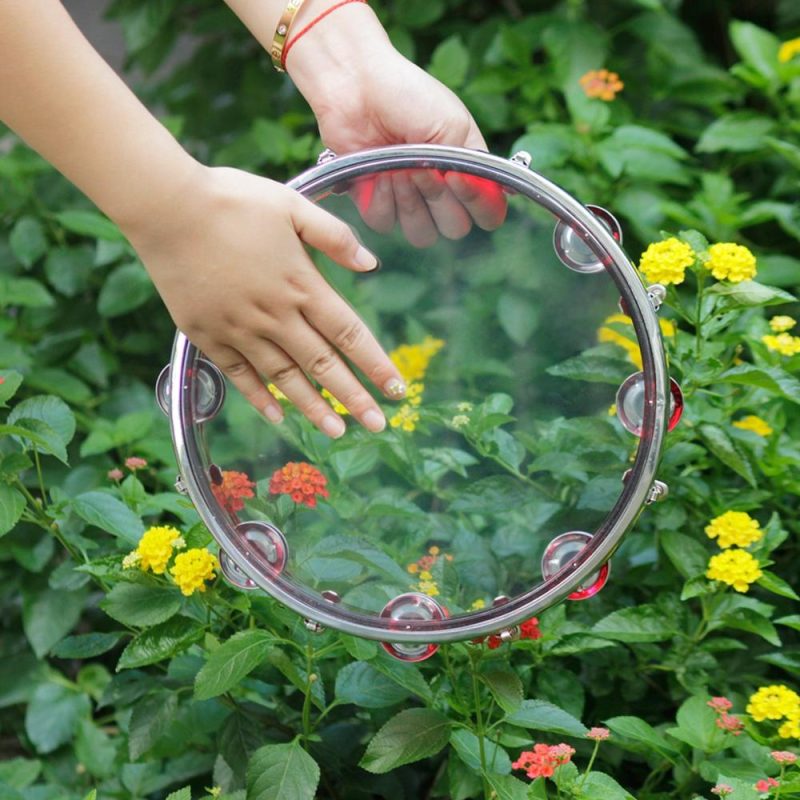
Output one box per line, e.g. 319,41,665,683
660,532,709,579
129,692,179,760
450,729,511,775
24,683,91,754
486,774,530,800
547,349,632,385
604,716,678,761
758,570,800,601
55,210,125,241
506,700,587,737
9,217,47,268
729,20,780,84
718,365,800,405
117,618,203,670
0,276,54,308
8,395,76,449
359,708,451,773
0,484,26,538
1,419,68,464
0,758,41,789
97,261,154,317
482,669,523,714
369,654,433,703
195,629,273,700
428,35,469,88
578,772,636,799
698,424,756,486
72,491,145,544
497,292,538,345
75,719,117,779
165,789,192,800
696,113,775,153
0,370,24,406
44,246,93,297
101,582,182,627
707,280,795,308
665,695,721,751
52,632,124,659
334,661,411,708
592,605,674,643
23,587,87,658
247,741,320,800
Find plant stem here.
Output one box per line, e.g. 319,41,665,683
578,740,602,791
301,642,315,749
469,650,491,798
694,271,706,361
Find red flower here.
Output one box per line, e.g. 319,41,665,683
708,696,733,714
512,743,575,780
269,462,329,508
755,777,779,793
125,456,148,470
212,469,256,513
520,617,541,641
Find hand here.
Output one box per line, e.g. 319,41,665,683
287,6,507,246
123,165,406,436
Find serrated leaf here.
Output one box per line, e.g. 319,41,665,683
718,364,800,405
696,113,775,153
9,217,47,267
247,741,320,800
8,395,75,448
592,605,674,643
0,484,26,538
758,570,800,600
117,618,203,670
0,371,24,406
2,418,67,463
101,582,182,627
55,210,124,241
698,424,757,486
52,632,124,659
129,692,179,760
359,708,450,773
72,491,144,544
24,683,91,754
0,277,54,308
660,532,709,579
604,716,678,761
97,261,154,317
23,587,87,658
707,280,795,307
194,630,272,700
165,789,191,800
334,661,411,708
506,700,587,737
428,35,470,88
450,729,512,775
482,669,523,714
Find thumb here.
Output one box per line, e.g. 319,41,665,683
290,194,379,272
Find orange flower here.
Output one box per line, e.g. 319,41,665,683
211,470,256,513
269,461,329,508
512,743,575,779
579,69,624,101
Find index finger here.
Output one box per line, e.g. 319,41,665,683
444,171,508,232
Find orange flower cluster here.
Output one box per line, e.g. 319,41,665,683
269,461,329,508
707,695,744,736
579,69,624,101
211,470,255,514
512,743,575,779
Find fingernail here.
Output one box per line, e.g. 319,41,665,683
384,378,407,399
362,408,386,433
354,245,378,271
264,404,283,424
322,414,346,439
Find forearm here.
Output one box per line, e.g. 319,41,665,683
0,0,199,232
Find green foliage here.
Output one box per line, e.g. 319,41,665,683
1,1,800,799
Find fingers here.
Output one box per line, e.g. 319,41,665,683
351,174,397,234
444,171,508,232
291,195,379,272
410,169,472,240
390,170,438,249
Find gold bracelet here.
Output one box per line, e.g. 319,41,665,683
271,0,308,72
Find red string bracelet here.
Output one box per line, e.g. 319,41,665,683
281,0,367,71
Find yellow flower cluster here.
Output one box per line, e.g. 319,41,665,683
170,548,219,596
706,549,762,593
779,37,800,63
770,315,796,333
733,415,773,437
747,685,800,738
407,545,452,597
388,337,443,433
705,511,763,549
763,332,800,356
597,313,677,369
123,525,185,574
638,238,696,285
705,243,757,283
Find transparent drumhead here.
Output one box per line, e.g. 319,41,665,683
167,146,668,643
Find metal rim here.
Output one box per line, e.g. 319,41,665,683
166,144,670,642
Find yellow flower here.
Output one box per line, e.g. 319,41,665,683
428,546,440,556
134,525,185,575
733,415,773,437
705,511,763,549
770,315,797,333
407,563,419,574
419,570,433,581
608,403,617,416
418,579,440,597
389,336,444,383
470,598,486,610
779,37,800,63
638,238,696,286
122,551,141,569
747,685,800,722
763,333,800,356
170,548,219,596
597,313,676,369
322,389,349,415
406,382,425,407
705,242,757,283
268,383,288,401
390,404,420,432
779,714,800,739
706,549,762,592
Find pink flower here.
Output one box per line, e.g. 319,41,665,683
716,713,744,735
549,743,576,764
755,777,779,793
107,468,124,481
125,456,148,470
708,696,734,714
512,743,575,780
587,727,610,741
711,785,733,797
771,751,798,765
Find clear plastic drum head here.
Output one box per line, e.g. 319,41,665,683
162,146,670,648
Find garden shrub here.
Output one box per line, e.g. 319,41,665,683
1,1,799,798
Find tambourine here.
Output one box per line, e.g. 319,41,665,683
156,145,682,661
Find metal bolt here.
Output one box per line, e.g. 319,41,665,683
510,150,532,169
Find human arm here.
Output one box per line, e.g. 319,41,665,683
0,0,407,437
